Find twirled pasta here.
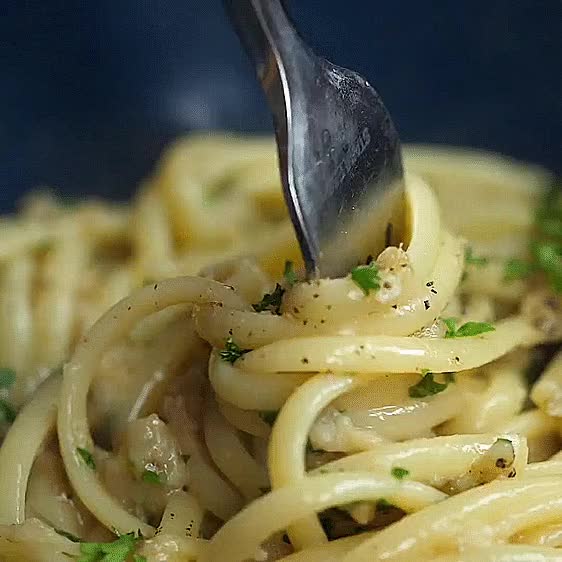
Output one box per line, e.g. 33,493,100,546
0,134,560,562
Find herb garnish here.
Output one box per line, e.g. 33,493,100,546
219,338,249,364
252,283,285,314
465,246,488,267
375,498,394,513
284,260,298,286
141,468,162,484
408,370,453,398
504,258,536,281
351,261,381,295
0,367,16,424
443,317,495,338
391,467,409,480
77,532,141,562
76,447,96,470
0,368,16,388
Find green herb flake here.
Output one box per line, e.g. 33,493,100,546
465,246,488,267
141,468,162,484
76,447,96,470
375,498,394,513
55,528,81,543
0,368,16,388
504,258,536,281
133,556,148,562
0,401,16,424
252,283,285,314
284,260,298,286
391,467,409,480
219,338,249,364
351,262,381,295
77,532,140,562
408,371,451,398
442,318,495,338
259,410,279,426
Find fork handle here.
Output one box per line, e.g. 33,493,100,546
223,1,308,178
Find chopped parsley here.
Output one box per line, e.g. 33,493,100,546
0,368,16,425
284,260,298,286
351,262,381,295
465,246,488,267
76,447,96,470
133,556,148,562
504,258,536,281
141,468,162,484
443,317,495,338
77,532,141,562
0,368,16,388
259,410,279,426
252,283,285,314
391,467,409,480
0,401,15,424
375,498,394,513
55,528,81,543
219,338,249,364
408,370,452,398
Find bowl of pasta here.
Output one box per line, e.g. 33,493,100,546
1,2,562,561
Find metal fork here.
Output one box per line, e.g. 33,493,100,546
224,0,405,278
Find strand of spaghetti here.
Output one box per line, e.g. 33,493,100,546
217,401,271,438
33,221,86,369
186,451,243,522
196,229,463,346
531,348,562,418
195,305,305,349
139,534,208,561
523,459,562,478
343,477,562,562
132,183,177,280
443,360,527,434
461,544,562,562
238,316,538,374
203,399,269,500
0,254,33,396
208,352,310,411
336,231,463,337
513,522,562,548
0,374,60,524
57,277,247,536
159,490,203,539
309,433,527,487
201,472,446,562
269,374,360,548
281,175,442,325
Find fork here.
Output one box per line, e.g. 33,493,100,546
224,0,405,278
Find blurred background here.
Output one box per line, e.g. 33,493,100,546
2,0,561,212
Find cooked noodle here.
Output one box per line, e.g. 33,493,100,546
0,133,560,561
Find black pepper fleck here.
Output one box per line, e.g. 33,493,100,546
301,358,309,364
424,300,430,310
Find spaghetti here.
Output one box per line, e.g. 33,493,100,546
0,133,560,562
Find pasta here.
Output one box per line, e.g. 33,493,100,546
0,132,560,562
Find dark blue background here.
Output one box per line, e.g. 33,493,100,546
2,1,561,211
